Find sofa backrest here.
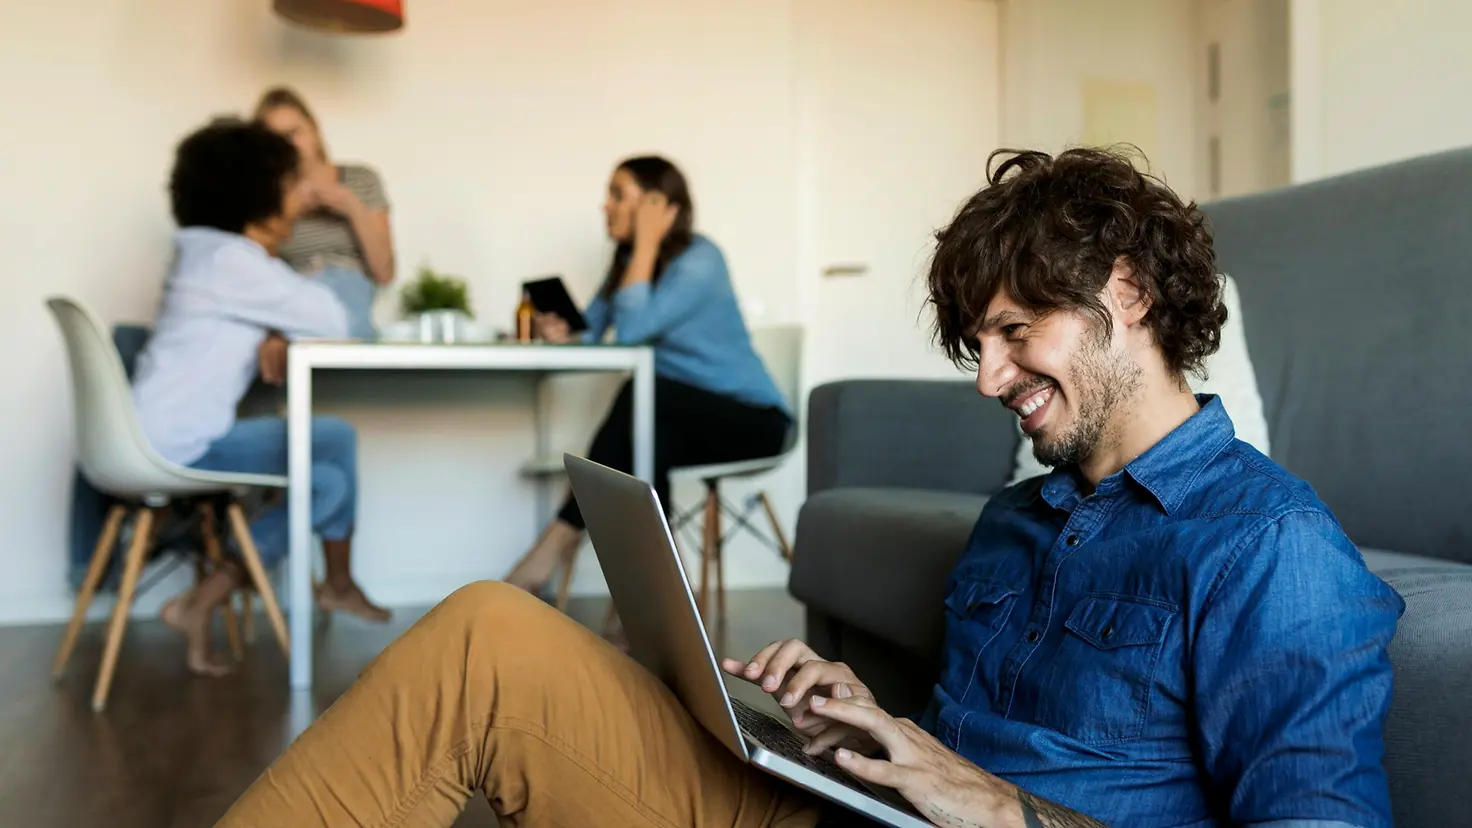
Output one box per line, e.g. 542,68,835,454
1204,147,1472,564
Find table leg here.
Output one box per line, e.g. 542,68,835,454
632,352,655,483
532,373,550,529
287,349,314,691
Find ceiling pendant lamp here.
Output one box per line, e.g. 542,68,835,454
273,0,404,33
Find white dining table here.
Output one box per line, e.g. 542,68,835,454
284,341,655,690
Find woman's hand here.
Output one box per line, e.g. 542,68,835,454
721,639,881,757
534,312,572,344
632,192,679,254
306,176,363,218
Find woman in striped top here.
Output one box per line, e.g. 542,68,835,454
255,87,395,339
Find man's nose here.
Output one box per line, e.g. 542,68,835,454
975,347,1017,399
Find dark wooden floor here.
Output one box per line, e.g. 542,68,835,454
0,589,803,828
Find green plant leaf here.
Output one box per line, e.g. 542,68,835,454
400,265,474,318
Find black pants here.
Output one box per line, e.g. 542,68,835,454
558,377,792,529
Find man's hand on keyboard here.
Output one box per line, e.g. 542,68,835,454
721,639,880,757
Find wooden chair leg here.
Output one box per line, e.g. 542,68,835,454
92,508,156,712
757,492,793,562
53,505,126,679
226,503,290,657
241,591,256,644
199,503,244,662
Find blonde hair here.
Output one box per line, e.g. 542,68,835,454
254,86,328,162
254,86,317,125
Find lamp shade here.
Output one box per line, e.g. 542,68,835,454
273,0,403,33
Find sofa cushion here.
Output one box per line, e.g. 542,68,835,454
791,488,984,658
1355,551,1472,828
1361,547,1460,572
1206,147,1472,564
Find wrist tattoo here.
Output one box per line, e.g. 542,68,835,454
1017,790,1108,828
920,800,983,828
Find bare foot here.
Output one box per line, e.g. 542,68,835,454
601,611,630,654
316,583,392,623
160,596,233,678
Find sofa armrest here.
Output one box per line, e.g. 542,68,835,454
790,487,983,715
806,380,1020,495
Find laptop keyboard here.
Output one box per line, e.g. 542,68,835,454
731,698,861,788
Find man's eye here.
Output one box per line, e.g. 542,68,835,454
1002,324,1025,337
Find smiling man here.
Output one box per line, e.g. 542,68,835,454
217,148,1402,828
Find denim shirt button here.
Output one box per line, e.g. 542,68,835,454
1026,630,1040,643
1065,534,1080,547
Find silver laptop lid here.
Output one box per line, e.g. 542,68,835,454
563,453,750,761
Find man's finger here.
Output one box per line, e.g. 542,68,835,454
761,640,816,694
738,641,788,683
834,748,904,790
780,660,852,708
804,725,857,756
808,696,903,753
795,718,830,738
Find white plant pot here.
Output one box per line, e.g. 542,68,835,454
415,310,471,343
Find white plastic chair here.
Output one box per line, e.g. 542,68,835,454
668,324,804,626
46,297,291,711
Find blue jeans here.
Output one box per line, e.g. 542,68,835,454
315,266,377,340
189,416,358,569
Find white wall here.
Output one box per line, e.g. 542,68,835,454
796,0,1000,388
1195,0,1291,199
1295,0,1472,179
0,0,1003,624
0,0,804,623
1000,0,1201,201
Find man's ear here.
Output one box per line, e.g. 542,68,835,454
1106,256,1151,328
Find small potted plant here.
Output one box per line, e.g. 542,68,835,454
400,265,473,342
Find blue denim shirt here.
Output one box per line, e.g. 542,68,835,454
916,396,1403,828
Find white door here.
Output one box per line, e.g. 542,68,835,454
795,0,1001,385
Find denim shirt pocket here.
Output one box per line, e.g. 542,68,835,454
939,579,1021,714
944,579,1020,626
1033,594,1177,745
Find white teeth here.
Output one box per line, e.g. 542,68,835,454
1018,388,1051,418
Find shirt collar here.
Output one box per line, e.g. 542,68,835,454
1040,394,1236,515
174,226,268,258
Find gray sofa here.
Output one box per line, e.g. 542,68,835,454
790,147,1472,828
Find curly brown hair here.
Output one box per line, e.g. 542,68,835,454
926,146,1226,379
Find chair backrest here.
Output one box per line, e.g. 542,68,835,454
750,324,804,416
46,296,183,498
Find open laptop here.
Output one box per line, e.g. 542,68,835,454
564,453,932,828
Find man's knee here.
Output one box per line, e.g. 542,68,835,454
434,581,548,628
312,416,357,455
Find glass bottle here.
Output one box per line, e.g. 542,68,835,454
516,292,535,343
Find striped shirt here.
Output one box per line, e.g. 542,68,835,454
276,163,388,276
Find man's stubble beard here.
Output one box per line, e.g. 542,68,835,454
1032,325,1143,469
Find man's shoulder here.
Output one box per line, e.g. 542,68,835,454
172,229,267,281
1183,438,1336,526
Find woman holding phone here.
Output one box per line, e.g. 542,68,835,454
504,156,790,631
